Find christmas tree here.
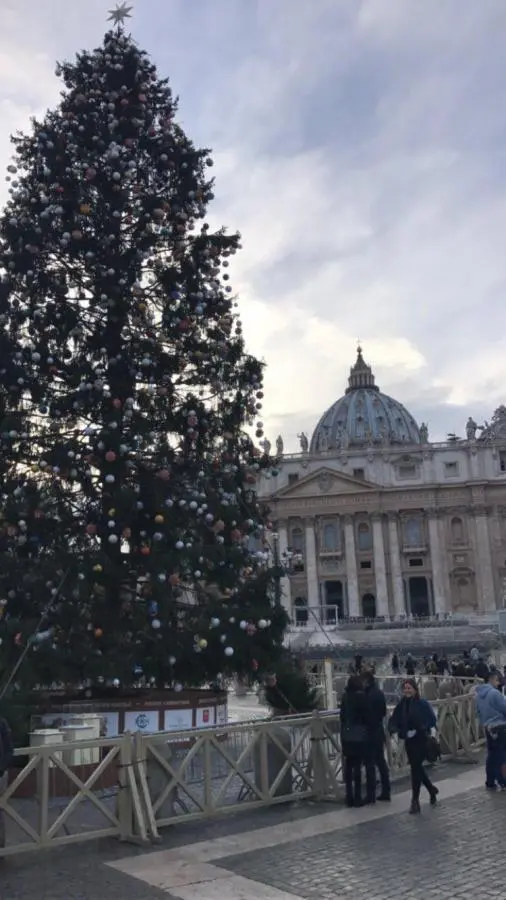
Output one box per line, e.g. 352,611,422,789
0,6,288,695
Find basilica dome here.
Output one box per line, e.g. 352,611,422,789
310,347,422,452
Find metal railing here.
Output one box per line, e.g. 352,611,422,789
290,609,477,629
0,695,483,857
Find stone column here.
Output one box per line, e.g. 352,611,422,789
428,511,446,616
344,516,360,617
372,515,389,618
304,519,319,615
474,508,496,611
277,522,292,616
388,515,405,617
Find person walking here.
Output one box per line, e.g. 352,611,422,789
475,669,506,790
340,675,375,807
405,653,416,676
363,670,391,801
391,653,400,675
0,713,13,849
388,679,439,814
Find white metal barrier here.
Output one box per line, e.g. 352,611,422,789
0,696,483,857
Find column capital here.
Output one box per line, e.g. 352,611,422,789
370,512,385,524
426,507,441,519
343,514,354,527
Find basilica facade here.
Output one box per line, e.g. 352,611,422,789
258,348,506,622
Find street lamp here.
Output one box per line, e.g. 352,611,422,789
270,529,304,608
271,530,282,606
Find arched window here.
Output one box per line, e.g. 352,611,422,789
357,522,373,551
404,517,422,547
291,527,304,553
322,522,338,552
451,517,464,544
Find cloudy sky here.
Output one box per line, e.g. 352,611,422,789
1,0,505,450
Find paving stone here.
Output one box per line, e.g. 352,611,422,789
0,759,489,899
218,786,505,899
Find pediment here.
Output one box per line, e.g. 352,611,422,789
274,467,377,499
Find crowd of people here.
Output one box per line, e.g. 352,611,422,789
390,647,496,682
340,645,506,814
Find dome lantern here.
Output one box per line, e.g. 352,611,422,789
346,345,379,393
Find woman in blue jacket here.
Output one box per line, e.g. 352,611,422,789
388,678,439,814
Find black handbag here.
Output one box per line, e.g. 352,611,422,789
425,734,441,764
341,723,367,744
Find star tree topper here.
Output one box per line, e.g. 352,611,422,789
108,2,133,27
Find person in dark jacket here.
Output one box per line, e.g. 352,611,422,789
363,671,390,801
405,654,416,676
388,679,438,814
340,675,375,807
0,715,13,849
391,653,400,675
475,658,489,681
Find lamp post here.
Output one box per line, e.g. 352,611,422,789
271,530,282,606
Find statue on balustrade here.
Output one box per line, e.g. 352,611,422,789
276,435,284,457
297,432,309,453
466,417,478,441
419,422,429,443
262,437,272,456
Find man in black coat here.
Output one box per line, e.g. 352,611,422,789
363,671,391,801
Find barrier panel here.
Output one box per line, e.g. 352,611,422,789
0,695,484,856
0,733,146,858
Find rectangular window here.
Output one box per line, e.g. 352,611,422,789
408,558,423,567
353,468,365,480
444,461,459,477
398,464,417,478
288,473,299,485
500,451,506,473
360,560,372,570
322,521,339,552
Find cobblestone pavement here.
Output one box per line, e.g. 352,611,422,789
0,760,489,899
218,786,504,899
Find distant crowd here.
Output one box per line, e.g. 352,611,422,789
388,647,504,686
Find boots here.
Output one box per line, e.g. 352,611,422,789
429,786,439,807
409,798,421,814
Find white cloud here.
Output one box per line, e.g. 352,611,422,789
1,0,506,451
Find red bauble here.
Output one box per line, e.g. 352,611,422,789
86,524,97,535
156,468,170,481
105,451,116,462
112,398,122,409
